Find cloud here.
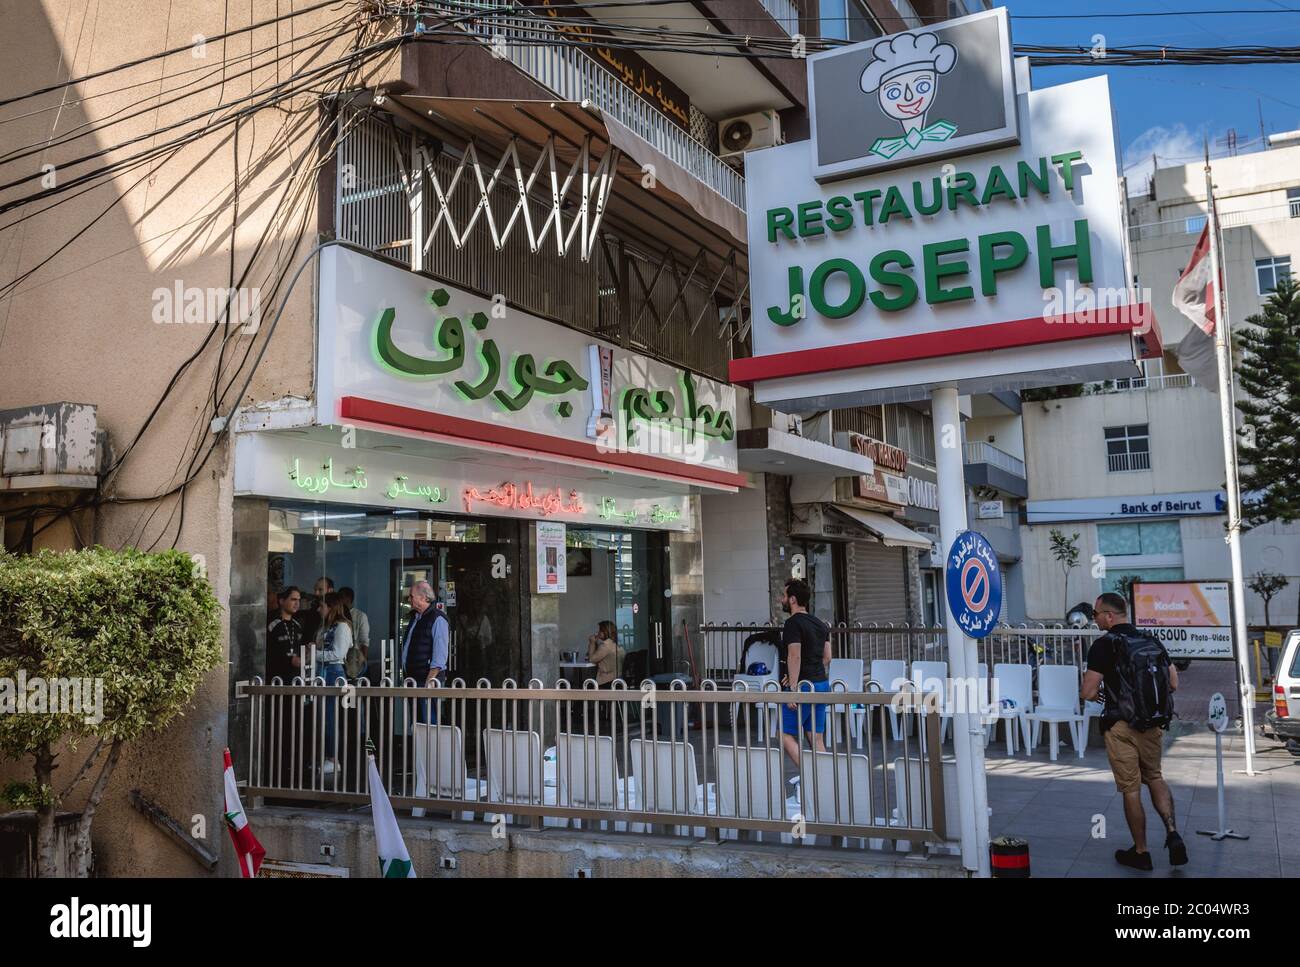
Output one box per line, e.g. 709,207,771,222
1121,124,1206,188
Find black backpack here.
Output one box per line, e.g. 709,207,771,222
1112,631,1174,731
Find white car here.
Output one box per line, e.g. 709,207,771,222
1263,629,1300,755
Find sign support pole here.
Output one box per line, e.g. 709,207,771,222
1205,160,1257,775
931,386,990,876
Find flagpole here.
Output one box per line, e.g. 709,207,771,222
1204,154,1257,774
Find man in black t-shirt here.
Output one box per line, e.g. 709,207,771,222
1082,591,1185,871
779,578,831,769
267,586,304,681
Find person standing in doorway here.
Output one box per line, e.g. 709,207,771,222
315,592,353,776
300,575,334,647
266,586,303,682
779,578,831,770
338,587,370,678
1082,591,1185,870
402,580,449,723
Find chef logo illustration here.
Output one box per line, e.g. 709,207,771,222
859,31,958,160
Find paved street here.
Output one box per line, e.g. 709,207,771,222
985,661,1300,877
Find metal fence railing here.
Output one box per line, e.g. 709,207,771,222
962,441,1026,478
1107,450,1151,473
241,677,949,849
702,622,1101,683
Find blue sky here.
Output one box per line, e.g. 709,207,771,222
1006,0,1300,185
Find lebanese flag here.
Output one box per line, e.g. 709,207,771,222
223,748,266,878
1171,221,1221,390
368,754,416,877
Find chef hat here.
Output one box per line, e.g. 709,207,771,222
859,31,958,93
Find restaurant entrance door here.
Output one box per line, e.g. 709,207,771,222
561,528,673,683
393,517,523,686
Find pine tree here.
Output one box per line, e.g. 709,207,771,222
1235,277,1300,620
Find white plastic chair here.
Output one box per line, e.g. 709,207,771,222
1082,699,1104,749
974,663,1015,756
799,749,885,849
911,660,951,743
481,727,564,828
870,659,909,740
1025,665,1086,760
731,676,779,739
828,658,865,747
891,756,962,855
992,663,1033,755
412,723,481,820
555,732,625,823
714,744,788,842
629,738,713,836
742,642,779,676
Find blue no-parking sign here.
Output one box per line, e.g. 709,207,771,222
945,531,1003,638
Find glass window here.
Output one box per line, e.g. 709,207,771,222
1102,567,1184,597
1104,424,1151,472
1185,214,1207,234
1288,187,1300,219
1098,520,1182,558
846,0,883,41
1257,256,1292,295
1098,522,1141,556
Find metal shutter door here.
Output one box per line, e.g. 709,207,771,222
850,540,909,625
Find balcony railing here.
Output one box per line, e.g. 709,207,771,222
1129,202,1296,242
1086,373,1194,394
1107,450,1151,473
443,1,745,211
962,441,1026,479
242,678,949,850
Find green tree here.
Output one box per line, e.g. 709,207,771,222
1048,528,1081,618
1247,571,1289,627
0,547,222,876
1236,278,1300,621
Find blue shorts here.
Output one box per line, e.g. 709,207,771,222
782,679,831,736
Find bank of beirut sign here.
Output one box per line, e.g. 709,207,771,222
1026,491,1225,524
232,436,693,532
317,246,741,489
730,12,1155,410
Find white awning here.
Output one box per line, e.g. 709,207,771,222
830,505,934,550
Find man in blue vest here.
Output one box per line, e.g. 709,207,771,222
401,580,449,723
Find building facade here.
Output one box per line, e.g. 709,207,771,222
0,0,980,876
1020,140,1300,625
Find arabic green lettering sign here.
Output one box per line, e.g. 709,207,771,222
371,288,734,450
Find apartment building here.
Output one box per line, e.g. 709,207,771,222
1020,139,1300,624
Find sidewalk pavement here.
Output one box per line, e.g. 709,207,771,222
983,661,1300,877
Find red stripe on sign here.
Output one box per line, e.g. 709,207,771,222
729,305,1158,385
990,852,1031,869
338,397,747,491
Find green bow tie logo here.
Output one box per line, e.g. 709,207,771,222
869,119,958,160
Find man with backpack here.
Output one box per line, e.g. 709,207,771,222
1082,591,1187,871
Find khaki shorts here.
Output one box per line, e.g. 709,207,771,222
1104,720,1165,794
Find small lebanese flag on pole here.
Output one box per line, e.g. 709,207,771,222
223,748,266,878
1171,221,1221,390
368,753,416,878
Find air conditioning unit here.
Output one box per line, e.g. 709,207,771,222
0,402,103,492
719,110,782,159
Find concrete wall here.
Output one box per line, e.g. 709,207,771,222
1022,386,1225,502
247,806,966,879
700,477,773,625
